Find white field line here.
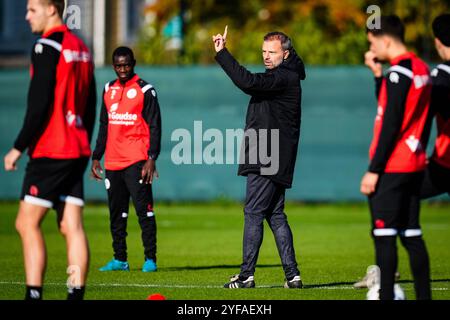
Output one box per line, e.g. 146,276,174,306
0,281,448,291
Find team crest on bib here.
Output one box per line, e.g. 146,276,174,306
127,88,137,99
110,103,119,112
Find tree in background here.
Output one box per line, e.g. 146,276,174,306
136,0,450,65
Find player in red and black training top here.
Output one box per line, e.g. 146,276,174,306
91,47,161,273
360,16,432,300
3,0,96,301
420,14,450,199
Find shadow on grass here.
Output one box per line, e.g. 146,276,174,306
397,279,450,285
304,278,450,289
147,264,450,285
160,264,281,271
303,282,356,289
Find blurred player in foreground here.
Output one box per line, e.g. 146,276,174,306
360,15,432,300
4,0,96,300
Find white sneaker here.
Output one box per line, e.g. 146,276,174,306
354,265,380,289
393,284,406,300
364,265,406,300
367,283,381,300
355,266,401,289
367,283,406,300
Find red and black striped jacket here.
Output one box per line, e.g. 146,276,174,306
92,74,162,171
369,52,432,173
14,25,96,159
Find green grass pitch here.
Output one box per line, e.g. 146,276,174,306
0,202,449,300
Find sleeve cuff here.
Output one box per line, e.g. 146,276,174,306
214,48,229,62
368,164,383,174
13,141,26,153
91,153,102,161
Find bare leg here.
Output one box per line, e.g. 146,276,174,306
57,203,90,287
15,201,49,287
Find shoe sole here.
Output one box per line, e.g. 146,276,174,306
284,281,303,289
99,268,130,272
224,282,255,288
99,270,130,272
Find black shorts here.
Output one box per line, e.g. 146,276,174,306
20,157,89,209
420,160,450,199
369,172,424,238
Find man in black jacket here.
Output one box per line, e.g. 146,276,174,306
213,27,306,289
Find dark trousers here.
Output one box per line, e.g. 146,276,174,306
240,174,300,279
105,161,157,262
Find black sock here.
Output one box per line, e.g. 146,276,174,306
25,286,43,300
67,286,85,300
400,236,431,300
374,236,398,300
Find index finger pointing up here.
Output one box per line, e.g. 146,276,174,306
223,25,228,40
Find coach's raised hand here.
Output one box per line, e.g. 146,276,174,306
212,25,228,52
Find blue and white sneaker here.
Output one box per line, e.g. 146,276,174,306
99,258,130,271
142,258,157,272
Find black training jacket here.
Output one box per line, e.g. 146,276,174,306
215,48,306,188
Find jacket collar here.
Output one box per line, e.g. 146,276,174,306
390,51,415,65
265,67,277,74
42,24,68,38
116,74,139,87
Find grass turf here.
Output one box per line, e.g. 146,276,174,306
0,202,449,300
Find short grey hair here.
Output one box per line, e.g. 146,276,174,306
264,31,292,51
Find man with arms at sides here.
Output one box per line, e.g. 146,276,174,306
4,0,96,300
91,47,161,273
